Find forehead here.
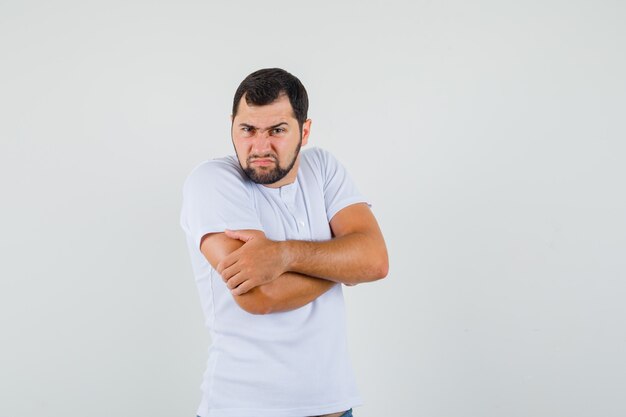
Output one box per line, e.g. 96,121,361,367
234,94,297,124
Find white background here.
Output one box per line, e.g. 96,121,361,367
1,1,625,416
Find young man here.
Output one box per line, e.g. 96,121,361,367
180,68,388,417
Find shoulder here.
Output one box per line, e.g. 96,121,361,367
300,147,341,173
183,155,248,191
300,146,348,180
185,155,245,181
301,146,335,163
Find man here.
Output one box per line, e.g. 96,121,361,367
180,68,388,417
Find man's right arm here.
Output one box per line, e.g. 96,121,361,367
200,230,336,315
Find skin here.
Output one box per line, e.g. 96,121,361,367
199,94,387,417
202,92,388,301
231,93,311,189
219,202,388,295
201,230,336,315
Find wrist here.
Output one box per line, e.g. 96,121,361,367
279,239,313,276
277,240,295,274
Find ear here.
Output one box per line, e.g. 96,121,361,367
301,119,312,146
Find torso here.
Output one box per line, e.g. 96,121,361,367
183,148,363,415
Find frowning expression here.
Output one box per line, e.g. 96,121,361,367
231,94,311,188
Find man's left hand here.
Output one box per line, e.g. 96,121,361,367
216,229,289,296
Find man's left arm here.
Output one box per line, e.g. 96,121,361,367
218,202,388,295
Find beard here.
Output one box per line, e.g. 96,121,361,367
242,139,302,185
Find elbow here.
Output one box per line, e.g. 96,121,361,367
350,256,388,285
380,260,389,279
239,302,272,315
370,252,389,281
370,240,389,281
349,253,388,285
233,288,274,315
374,258,389,280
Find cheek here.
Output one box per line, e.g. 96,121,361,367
232,140,250,161
233,138,250,150
274,136,296,152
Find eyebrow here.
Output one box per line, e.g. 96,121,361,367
238,122,288,132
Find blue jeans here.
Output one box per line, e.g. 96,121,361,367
196,409,353,417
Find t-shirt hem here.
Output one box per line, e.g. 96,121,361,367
197,396,363,417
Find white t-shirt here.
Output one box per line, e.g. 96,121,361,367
180,147,366,417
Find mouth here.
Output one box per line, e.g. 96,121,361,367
248,158,276,167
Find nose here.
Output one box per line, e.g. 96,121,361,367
250,131,272,154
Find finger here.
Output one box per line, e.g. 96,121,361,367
226,272,245,290
217,252,238,274
231,280,254,296
225,229,254,242
220,263,240,282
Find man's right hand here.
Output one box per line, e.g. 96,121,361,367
217,229,289,295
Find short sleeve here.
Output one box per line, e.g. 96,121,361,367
313,148,369,222
179,157,263,250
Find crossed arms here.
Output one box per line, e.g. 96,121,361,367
199,202,388,315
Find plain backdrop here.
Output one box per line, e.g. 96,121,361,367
1,1,625,416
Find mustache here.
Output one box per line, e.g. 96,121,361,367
247,154,278,163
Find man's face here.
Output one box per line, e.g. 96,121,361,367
231,94,310,187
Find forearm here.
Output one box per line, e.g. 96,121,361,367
200,230,336,315
216,204,388,299
280,232,388,285
234,271,336,314
220,204,389,286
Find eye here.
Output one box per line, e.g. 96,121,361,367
271,127,285,135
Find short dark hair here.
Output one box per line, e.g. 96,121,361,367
232,68,309,129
